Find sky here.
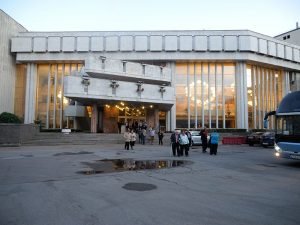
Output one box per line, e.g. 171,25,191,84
0,0,299,37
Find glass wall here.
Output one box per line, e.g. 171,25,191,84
36,63,82,129
14,64,27,121
247,65,283,129
176,62,236,129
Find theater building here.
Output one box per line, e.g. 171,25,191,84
1,10,300,133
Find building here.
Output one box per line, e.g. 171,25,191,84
1,9,300,133
274,23,300,91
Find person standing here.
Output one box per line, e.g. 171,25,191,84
185,129,192,147
141,128,147,145
123,128,131,150
130,129,137,150
201,127,208,153
170,130,180,156
179,130,190,156
210,130,219,155
158,130,164,145
149,127,155,145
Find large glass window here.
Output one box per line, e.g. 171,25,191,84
247,65,283,129
175,62,236,129
223,63,236,128
14,64,27,121
176,63,188,128
36,63,82,129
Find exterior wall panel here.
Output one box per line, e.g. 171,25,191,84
194,36,207,51
120,36,133,52
77,37,89,52
91,36,104,52
11,37,32,52
150,36,163,51
179,35,192,51
277,44,285,58
224,36,237,51
209,36,222,51
268,41,276,56
165,35,178,51
258,39,268,54
105,36,119,52
62,37,75,52
33,37,46,52
285,46,293,60
48,37,61,52
293,48,300,62
0,10,27,114
135,36,148,51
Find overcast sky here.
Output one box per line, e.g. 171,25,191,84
1,0,299,37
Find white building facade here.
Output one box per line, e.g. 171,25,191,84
2,10,300,132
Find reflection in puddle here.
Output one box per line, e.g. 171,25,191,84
78,159,191,175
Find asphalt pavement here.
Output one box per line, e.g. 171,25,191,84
0,143,299,225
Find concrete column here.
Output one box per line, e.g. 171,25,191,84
170,105,176,131
154,108,159,130
283,70,290,95
91,104,98,133
170,62,176,130
166,110,171,132
235,62,248,129
24,63,37,124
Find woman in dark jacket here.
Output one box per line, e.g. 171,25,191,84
201,128,208,153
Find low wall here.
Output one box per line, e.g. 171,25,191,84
0,124,39,146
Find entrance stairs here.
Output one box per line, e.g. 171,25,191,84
21,132,172,146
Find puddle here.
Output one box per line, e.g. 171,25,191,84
122,182,157,191
53,151,93,156
77,159,191,175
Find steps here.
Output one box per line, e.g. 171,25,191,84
21,132,172,146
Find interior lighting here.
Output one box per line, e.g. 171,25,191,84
116,105,124,111
142,106,145,109
150,105,153,108
121,102,125,106
105,104,110,108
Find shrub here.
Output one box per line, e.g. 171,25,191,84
0,112,21,124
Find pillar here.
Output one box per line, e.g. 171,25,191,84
91,104,98,133
235,62,248,129
24,63,37,124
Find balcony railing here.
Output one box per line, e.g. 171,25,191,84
84,56,172,85
64,75,175,107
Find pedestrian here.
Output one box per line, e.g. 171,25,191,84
149,127,155,145
130,129,137,150
185,129,192,147
141,128,146,145
170,130,180,156
123,128,131,150
201,127,208,153
158,130,164,145
209,130,219,155
179,129,190,156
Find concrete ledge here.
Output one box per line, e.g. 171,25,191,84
0,124,39,147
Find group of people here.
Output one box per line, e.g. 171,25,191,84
170,128,219,156
123,126,165,149
123,128,137,150
200,127,219,155
170,129,192,157
122,121,219,155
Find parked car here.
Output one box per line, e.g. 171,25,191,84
190,131,202,146
261,132,275,148
247,132,264,146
